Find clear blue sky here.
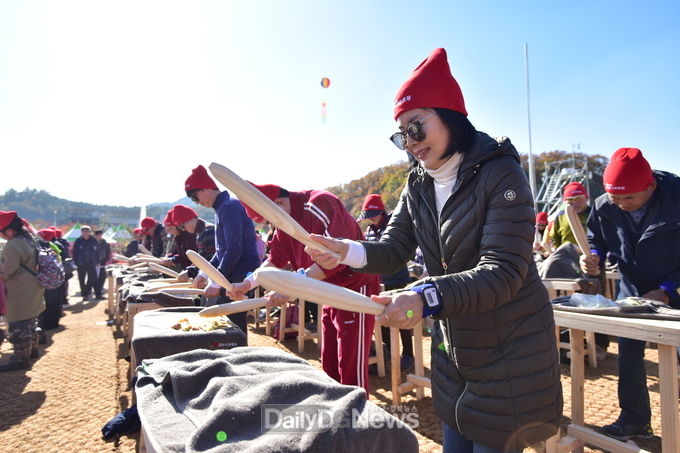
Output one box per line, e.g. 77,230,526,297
1,1,678,207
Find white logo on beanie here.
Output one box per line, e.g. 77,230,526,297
395,95,411,105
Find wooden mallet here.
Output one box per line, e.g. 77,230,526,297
148,262,179,278
186,250,233,291
138,244,153,256
113,253,131,263
565,204,599,276
565,204,591,256
208,162,340,260
198,297,268,317
158,287,206,296
253,267,385,315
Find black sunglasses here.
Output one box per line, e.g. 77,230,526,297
389,112,436,150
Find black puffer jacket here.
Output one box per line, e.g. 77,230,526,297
362,132,562,450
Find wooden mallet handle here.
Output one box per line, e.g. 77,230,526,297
198,297,268,317
159,287,206,296
148,262,179,278
565,204,591,255
254,267,385,315
186,250,233,291
208,162,340,260
138,244,153,256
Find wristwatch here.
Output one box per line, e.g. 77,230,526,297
410,283,443,317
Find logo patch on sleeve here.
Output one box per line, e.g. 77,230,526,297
504,190,516,201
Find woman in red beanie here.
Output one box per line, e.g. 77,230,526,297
307,48,561,452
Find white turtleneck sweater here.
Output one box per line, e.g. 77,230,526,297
343,153,463,268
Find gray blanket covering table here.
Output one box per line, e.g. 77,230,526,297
135,347,419,453
131,307,247,369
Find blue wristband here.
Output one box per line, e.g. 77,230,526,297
659,281,678,300
410,283,443,317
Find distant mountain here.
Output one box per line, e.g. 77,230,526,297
0,189,212,228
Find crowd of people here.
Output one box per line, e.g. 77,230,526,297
1,47,678,451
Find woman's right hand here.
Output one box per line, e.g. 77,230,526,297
305,234,348,269
190,274,208,289
228,281,252,301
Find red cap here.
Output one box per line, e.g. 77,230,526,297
0,211,17,230
133,227,144,235
603,148,655,194
357,194,386,221
162,210,176,227
241,182,283,223
141,217,157,233
185,165,219,192
535,212,548,225
38,228,56,241
393,48,467,120
562,182,587,199
171,204,198,226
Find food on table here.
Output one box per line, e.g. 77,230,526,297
170,315,232,331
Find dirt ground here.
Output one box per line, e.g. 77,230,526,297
0,285,666,452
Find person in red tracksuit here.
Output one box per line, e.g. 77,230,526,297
229,183,380,393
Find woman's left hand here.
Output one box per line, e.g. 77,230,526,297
372,291,423,329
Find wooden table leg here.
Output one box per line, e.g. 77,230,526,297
658,343,679,452
391,326,401,406
413,322,424,400
298,299,306,352
569,328,585,453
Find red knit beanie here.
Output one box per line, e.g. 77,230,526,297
241,182,283,223
38,228,56,241
393,48,467,120
535,212,548,225
357,194,386,220
171,204,198,226
141,217,157,233
133,227,144,235
603,148,655,194
162,210,176,227
0,211,17,230
562,182,587,199
185,165,219,192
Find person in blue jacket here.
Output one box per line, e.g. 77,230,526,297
581,147,680,441
182,165,260,340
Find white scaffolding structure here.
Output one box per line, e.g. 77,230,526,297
535,157,591,218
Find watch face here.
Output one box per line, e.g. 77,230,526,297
424,287,439,307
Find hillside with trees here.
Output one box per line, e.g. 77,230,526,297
0,150,608,227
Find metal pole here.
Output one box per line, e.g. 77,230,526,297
524,43,538,213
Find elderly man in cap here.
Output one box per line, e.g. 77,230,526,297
357,194,415,371
72,225,99,301
581,147,680,441
229,183,381,393
183,165,260,339
140,217,168,258
93,230,111,300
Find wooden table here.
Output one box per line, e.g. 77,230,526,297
550,310,680,453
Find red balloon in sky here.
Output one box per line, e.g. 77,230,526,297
320,77,331,88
